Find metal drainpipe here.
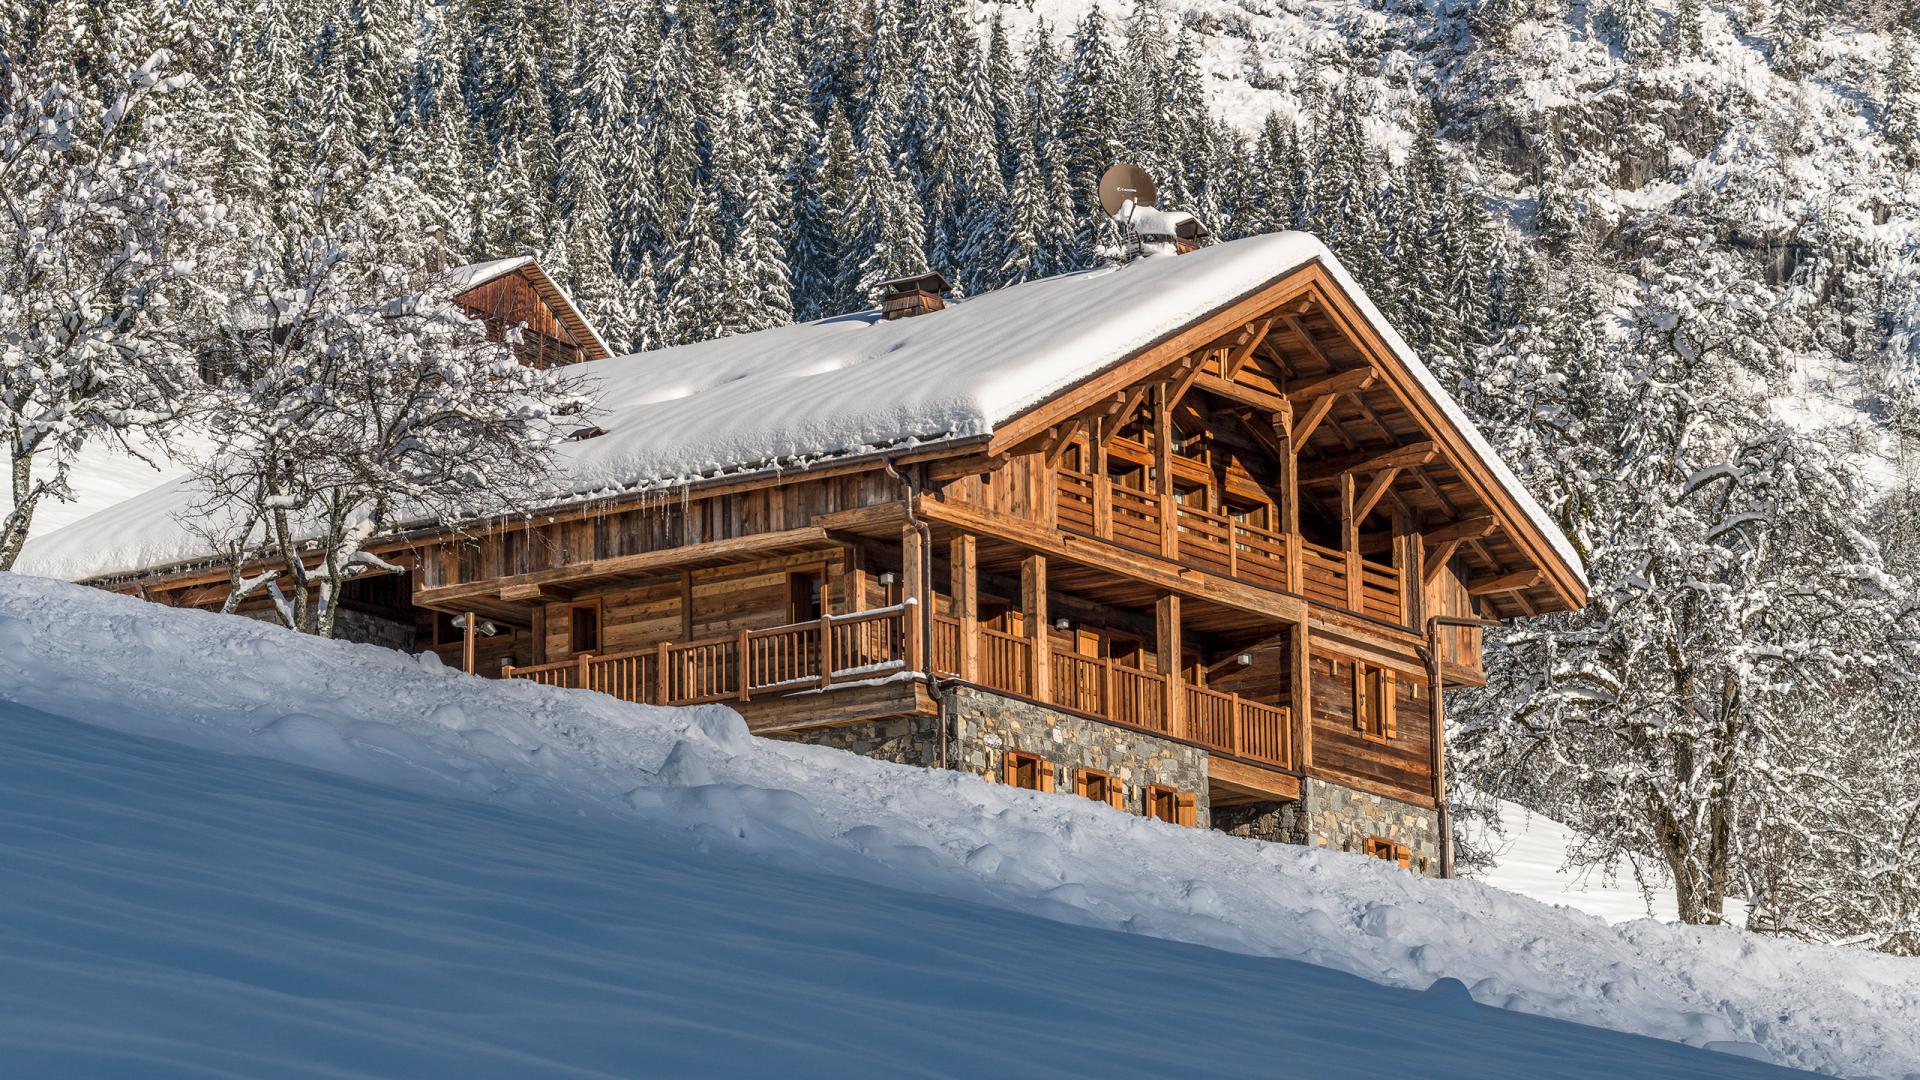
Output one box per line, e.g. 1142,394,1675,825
882,457,945,769
1419,614,1502,880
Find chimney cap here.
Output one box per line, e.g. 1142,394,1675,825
873,271,952,300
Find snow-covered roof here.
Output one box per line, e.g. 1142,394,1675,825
16,232,1584,594
437,256,536,295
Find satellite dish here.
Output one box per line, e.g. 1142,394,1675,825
1098,163,1158,218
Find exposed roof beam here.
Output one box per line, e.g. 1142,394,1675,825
1300,441,1437,483
1354,467,1401,522
1222,319,1276,381
1043,416,1088,468
1423,538,1464,585
1423,515,1497,544
1466,569,1544,597
1282,314,1337,372
1291,394,1339,452
1191,372,1289,414
1285,367,1375,402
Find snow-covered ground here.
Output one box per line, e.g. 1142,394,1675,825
1477,799,1748,926
1,574,1915,1076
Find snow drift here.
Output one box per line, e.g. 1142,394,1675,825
0,573,1914,1077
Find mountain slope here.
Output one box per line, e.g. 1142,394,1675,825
0,573,1916,1076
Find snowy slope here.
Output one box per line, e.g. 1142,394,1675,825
0,701,1809,1080
0,573,1915,1077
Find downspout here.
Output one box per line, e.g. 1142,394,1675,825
883,457,945,769
1418,614,1501,880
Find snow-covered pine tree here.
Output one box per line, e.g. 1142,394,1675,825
0,48,218,570
790,104,855,320
714,94,795,336
1887,28,1919,161
1061,7,1128,257
842,107,929,303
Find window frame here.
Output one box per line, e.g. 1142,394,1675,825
1003,751,1054,792
570,600,602,655
1075,767,1124,810
1363,836,1412,869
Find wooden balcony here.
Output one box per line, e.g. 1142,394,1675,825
504,604,1295,775
934,615,1294,772
502,606,912,705
1055,466,1403,626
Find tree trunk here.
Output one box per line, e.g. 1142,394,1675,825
0,447,40,571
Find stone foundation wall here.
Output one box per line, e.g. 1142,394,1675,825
774,714,941,768
1295,777,1442,875
1211,800,1308,846
942,685,1210,826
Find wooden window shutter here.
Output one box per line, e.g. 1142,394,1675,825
1382,669,1397,739
1002,755,1017,786
1106,780,1125,812
1039,761,1056,793
1395,844,1411,869
1074,769,1089,797
1351,662,1368,732
1175,792,1197,827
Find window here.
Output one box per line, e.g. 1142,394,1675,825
1143,785,1199,827
1363,836,1411,868
1353,661,1397,741
570,603,600,654
1003,752,1054,792
788,569,825,623
1075,768,1124,810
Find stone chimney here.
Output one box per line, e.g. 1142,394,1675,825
875,271,953,320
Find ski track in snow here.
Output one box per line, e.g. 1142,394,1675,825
3,568,1920,1068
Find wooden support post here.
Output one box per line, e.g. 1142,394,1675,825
1272,402,1302,593
1154,383,1176,558
1022,553,1049,703
951,534,979,681
818,612,833,688
1156,594,1183,739
902,523,926,673
738,628,753,701
463,611,477,675
1395,513,1424,631
656,640,671,703
840,542,867,615
1091,434,1112,539
1291,619,1312,772
1340,472,1362,612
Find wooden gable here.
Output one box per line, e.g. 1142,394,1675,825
454,263,612,368
986,261,1585,620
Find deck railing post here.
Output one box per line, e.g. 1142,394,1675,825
738,629,752,701
577,652,593,692
655,640,671,704
818,613,834,688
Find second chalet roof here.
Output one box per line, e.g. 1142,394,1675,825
15,232,1585,598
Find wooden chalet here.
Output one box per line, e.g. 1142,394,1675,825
20,235,1585,875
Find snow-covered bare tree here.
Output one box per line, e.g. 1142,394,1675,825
0,49,216,569
186,173,589,637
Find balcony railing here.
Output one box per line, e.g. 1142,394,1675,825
933,613,1293,770
503,606,910,707
1053,467,1404,626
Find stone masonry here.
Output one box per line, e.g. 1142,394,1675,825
942,685,1210,826
1214,779,1441,874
